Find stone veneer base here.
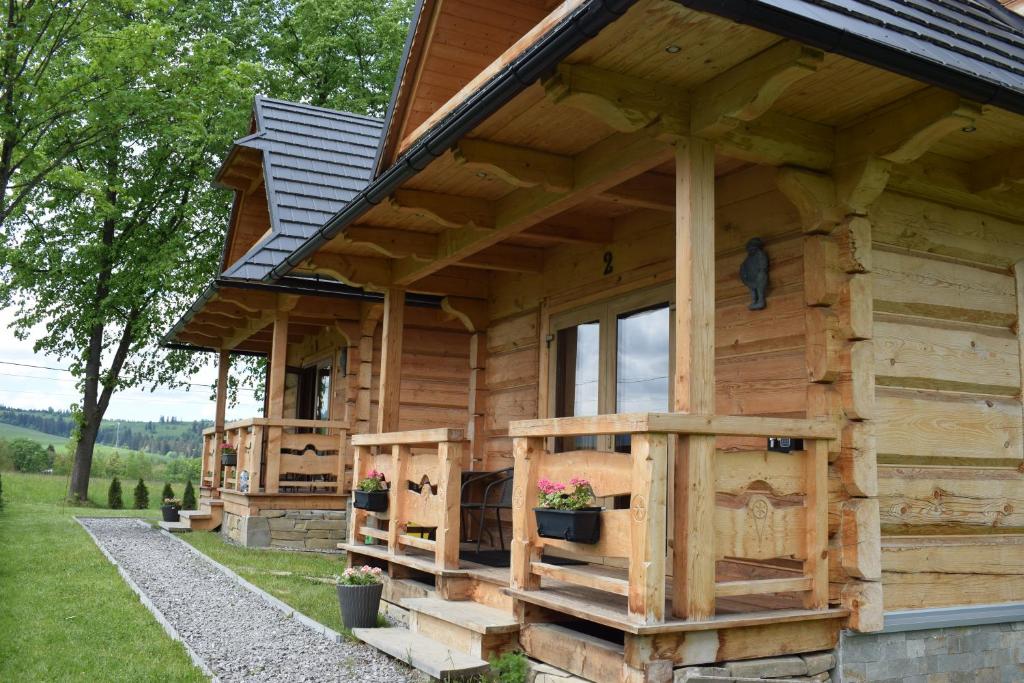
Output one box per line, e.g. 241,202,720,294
221,508,347,551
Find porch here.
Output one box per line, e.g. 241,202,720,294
342,412,846,678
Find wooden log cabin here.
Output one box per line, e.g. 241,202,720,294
164,1,1024,680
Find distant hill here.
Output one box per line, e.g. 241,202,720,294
0,405,211,457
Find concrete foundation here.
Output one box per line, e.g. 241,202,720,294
674,650,835,682
221,508,347,551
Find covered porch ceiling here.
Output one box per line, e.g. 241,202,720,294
290,0,1024,296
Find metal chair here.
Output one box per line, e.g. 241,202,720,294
460,468,514,552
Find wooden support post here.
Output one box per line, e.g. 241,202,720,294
377,287,405,433
349,445,370,547
265,309,288,493
804,438,829,609
511,436,544,591
673,138,717,621
250,424,264,493
388,444,409,555
435,440,462,570
629,432,668,624
336,426,348,494
467,333,488,470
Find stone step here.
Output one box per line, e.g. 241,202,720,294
158,521,192,533
352,627,490,680
402,597,519,635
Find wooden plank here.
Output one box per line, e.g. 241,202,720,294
675,434,717,620
875,388,1022,464
715,449,805,497
377,287,405,433
715,577,812,597
399,533,436,552
537,508,632,560
803,439,829,608
519,624,627,683
629,432,667,623
508,413,838,439
352,428,466,446
530,561,630,596
874,317,1020,395
715,494,805,561
510,436,543,591
537,449,632,498
873,249,1016,327
435,440,462,570
389,445,410,555
877,465,1024,532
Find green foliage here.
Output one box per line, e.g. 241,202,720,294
182,479,196,510
357,469,387,492
537,477,597,511
133,478,149,510
0,472,4,508
490,651,529,683
9,439,49,473
337,565,384,586
161,482,175,502
107,477,123,510
259,0,414,115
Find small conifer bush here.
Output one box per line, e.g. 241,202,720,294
161,482,174,501
108,477,123,510
182,479,196,510
133,478,149,509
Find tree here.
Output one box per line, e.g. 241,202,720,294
258,0,413,115
9,438,47,472
182,479,196,510
133,478,149,510
107,476,122,509
161,482,174,503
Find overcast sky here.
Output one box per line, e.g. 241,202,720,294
0,307,263,422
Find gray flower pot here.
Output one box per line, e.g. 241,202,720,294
337,582,383,629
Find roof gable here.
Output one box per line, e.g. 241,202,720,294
222,97,383,280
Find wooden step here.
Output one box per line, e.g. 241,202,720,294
403,597,520,660
402,597,519,634
158,521,191,533
179,510,211,521
351,627,490,680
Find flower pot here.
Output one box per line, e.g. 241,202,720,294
534,507,602,544
337,582,383,629
353,490,388,512
220,452,237,467
161,505,180,522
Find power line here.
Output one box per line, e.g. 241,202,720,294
0,359,260,392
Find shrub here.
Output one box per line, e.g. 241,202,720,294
161,482,174,501
108,477,123,509
182,478,196,510
10,439,48,472
490,651,529,683
133,478,149,509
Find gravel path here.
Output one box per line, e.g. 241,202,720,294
81,518,424,683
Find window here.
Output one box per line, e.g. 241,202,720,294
549,285,674,453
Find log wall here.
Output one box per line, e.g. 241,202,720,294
868,190,1024,611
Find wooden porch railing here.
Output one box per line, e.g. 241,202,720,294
201,418,349,495
508,413,836,625
349,428,466,571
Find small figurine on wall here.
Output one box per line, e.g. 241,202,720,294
740,237,769,310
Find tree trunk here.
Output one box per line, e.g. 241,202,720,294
68,414,100,502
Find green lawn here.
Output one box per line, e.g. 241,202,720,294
0,421,163,459
0,471,207,682
181,531,351,634
5,471,179,511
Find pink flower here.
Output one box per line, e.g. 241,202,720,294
366,469,385,480
570,477,589,487
537,478,565,495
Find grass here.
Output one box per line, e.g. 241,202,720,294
0,471,206,682
5,471,175,511
181,531,351,634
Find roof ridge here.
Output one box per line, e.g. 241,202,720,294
255,95,384,124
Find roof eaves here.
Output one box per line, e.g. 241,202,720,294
269,0,637,283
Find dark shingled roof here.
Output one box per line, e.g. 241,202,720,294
675,0,1024,113
222,97,383,280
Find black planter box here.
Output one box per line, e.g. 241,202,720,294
220,452,237,467
534,507,602,544
353,489,388,512
161,505,180,522
337,582,383,629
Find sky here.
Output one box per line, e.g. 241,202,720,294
0,306,263,422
